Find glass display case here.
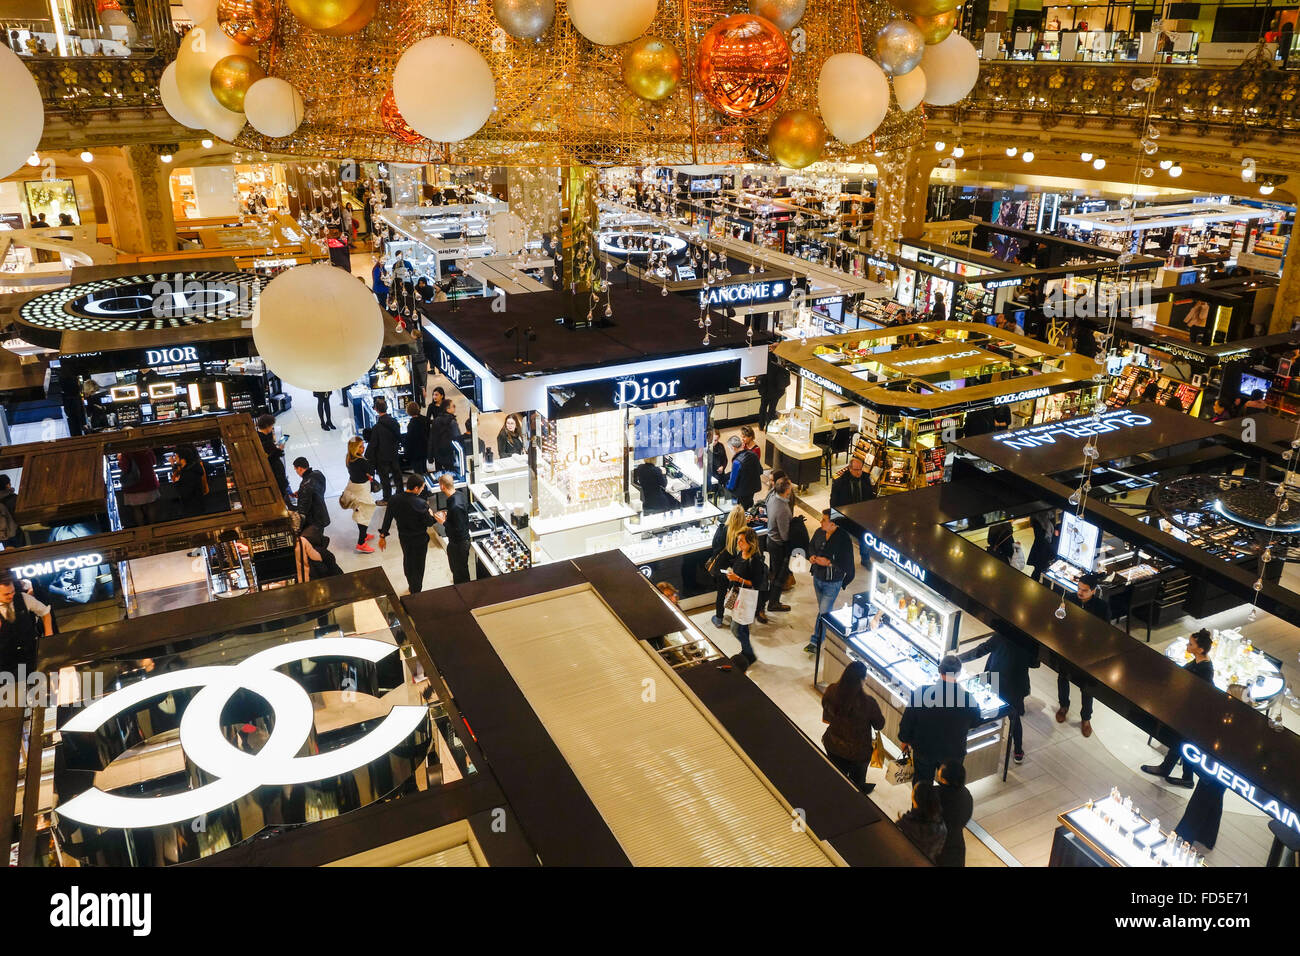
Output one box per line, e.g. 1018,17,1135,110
864,560,959,663
1053,789,1206,868
1164,628,1286,709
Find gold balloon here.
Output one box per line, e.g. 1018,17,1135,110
286,0,366,32
910,10,956,44
217,0,275,45
209,53,264,111
768,109,825,169
622,36,683,101
317,0,375,35
892,0,961,18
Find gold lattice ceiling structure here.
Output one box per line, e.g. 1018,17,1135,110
235,0,925,166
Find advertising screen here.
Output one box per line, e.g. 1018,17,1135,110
633,405,707,460
1057,512,1101,571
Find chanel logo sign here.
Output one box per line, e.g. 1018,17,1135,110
55,638,428,830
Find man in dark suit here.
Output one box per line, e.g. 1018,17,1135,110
292,457,329,539
961,630,1034,763
256,414,289,499
829,456,876,564
378,474,437,594
898,655,983,785
433,473,471,584
367,396,404,504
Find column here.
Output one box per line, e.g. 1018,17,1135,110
119,144,178,254
1271,243,1300,334
561,165,597,293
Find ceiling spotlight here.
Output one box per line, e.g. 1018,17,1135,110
160,153,173,164
935,141,947,151
1022,150,1035,162
1005,146,1018,157
1169,163,1183,178
1080,152,1093,162
1158,159,1172,169
951,146,964,158
26,152,40,167
1260,182,1276,195
79,150,93,163
1092,158,1106,171
201,138,214,149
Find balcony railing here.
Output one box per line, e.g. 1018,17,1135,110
25,54,167,126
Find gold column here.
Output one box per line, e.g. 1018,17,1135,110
120,145,179,254
561,165,598,293
1271,243,1300,334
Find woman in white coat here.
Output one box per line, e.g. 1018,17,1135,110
341,435,378,553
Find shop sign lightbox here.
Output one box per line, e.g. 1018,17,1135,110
861,531,927,583
698,279,793,309
992,411,1153,451
1180,743,1300,836
547,360,741,419
992,386,1051,406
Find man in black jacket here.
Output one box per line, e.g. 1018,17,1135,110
961,630,1033,763
829,457,876,564
898,654,982,785
758,347,791,428
1140,628,1214,787
367,397,404,503
403,401,429,472
378,473,437,594
256,414,290,499
1057,573,1108,737
433,473,471,584
727,426,763,509
427,400,461,476
292,457,329,539
804,509,855,653
936,762,974,867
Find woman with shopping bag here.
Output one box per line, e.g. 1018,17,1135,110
724,528,765,665
821,660,886,794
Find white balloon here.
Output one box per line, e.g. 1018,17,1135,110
253,263,385,392
893,65,926,113
160,62,206,130
244,78,305,138
0,46,44,179
393,37,495,143
919,33,979,106
817,53,889,146
181,0,219,23
174,20,250,141
568,0,657,45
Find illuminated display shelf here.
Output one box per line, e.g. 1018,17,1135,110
867,560,959,663
1059,795,1205,868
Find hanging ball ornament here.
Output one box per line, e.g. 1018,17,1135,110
182,0,220,21
748,0,806,31
379,87,424,145
317,0,374,35
209,53,264,111
244,76,305,137
818,53,889,145
768,109,826,170
910,9,957,44
216,0,275,44
697,14,792,119
918,31,979,105
286,0,366,32
622,36,683,101
892,65,927,112
876,20,925,76
175,18,251,142
493,0,555,39
393,36,496,143
567,0,657,46
0,46,43,180
892,0,961,17
160,61,206,129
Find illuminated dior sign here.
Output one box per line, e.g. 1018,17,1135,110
862,532,927,583
54,637,427,829
799,370,845,396
145,346,199,366
892,349,982,368
993,412,1152,450
615,376,681,407
699,280,788,308
1180,744,1300,835
78,285,238,318
13,553,104,578
993,387,1051,406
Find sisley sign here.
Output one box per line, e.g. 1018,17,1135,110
1180,743,1300,835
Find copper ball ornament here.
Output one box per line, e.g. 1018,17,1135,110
768,109,825,169
217,0,275,45
209,53,264,111
622,36,683,101
286,0,366,32
696,14,792,119
493,0,555,39
748,0,806,31
380,88,424,146
316,0,375,36
910,9,957,44
876,19,925,76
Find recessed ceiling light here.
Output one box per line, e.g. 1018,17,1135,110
934,141,946,151
1022,150,1035,162
201,138,213,149
79,150,93,162
160,153,173,163
26,152,40,167
1093,158,1106,170
1080,152,1093,162
951,146,964,158
1006,146,1018,157
1169,164,1183,178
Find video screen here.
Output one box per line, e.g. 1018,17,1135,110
1058,512,1101,571
633,405,707,460
1239,373,1271,397
13,522,117,609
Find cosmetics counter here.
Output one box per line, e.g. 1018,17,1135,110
349,353,417,437
815,556,1010,782
1164,629,1287,712
1051,789,1206,868
378,199,508,287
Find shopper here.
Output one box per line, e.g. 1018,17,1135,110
427,399,461,476
295,528,343,581
171,444,209,517
1026,511,1056,582
434,473,472,585
708,505,748,628
1174,769,1227,850
370,256,389,311
632,457,677,513
496,413,527,459
0,570,52,679
1057,572,1107,737
341,436,378,553
986,521,1016,565
403,401,430,472
256,414,290,499
378,473,437,594
960,630,1033,764
1141,628,1214,787
820,660,885,793
724,528,765,665
0,474,21,547
758,346,791,428
311,390,335,431
706,427,728,501
898,654,982,785
367,396,403,503
117,448,161,527
936,762,974,867
897,782,948,863
763,477,794,613
804,509,855,654
726,426,763,509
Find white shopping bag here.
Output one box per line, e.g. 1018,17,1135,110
732,586,759,626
